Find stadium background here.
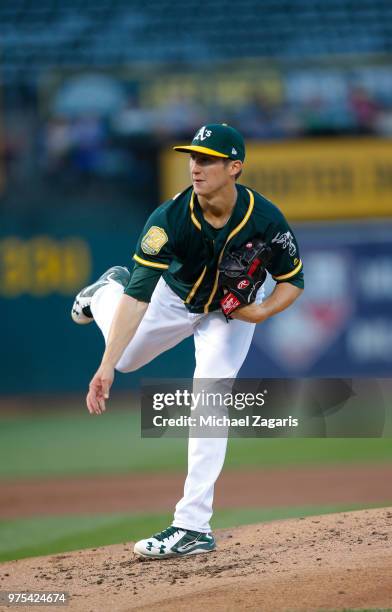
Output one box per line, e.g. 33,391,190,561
1,0,392,564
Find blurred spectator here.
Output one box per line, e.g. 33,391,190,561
154,93,203,139
3,64,392,207
70,115,106,178
233,93,290,139
44,116,72,177
299,95,356,137
348,86,381,134
112,96,156,137
375,109,392,136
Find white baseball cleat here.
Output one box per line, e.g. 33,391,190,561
134,525,216,559
71,265,130,324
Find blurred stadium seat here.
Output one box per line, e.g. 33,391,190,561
0,0,392,83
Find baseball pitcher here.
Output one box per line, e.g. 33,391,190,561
71,124,304,558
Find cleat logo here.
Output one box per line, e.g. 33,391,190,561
146,541,154,551
177,536,200,553
159,545,166,554
175,538,200,553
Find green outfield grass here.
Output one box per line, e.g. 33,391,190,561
0,502,389,563
1,409,392,479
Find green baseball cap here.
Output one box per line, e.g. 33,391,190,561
173,123,245,162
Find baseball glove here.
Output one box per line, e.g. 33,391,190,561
218,237,272,320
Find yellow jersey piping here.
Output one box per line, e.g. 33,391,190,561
185,266,207,304
189,191,201,230
273,259,303,280
133,254,169,270
203,188,255,313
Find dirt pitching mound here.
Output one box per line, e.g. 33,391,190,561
1,507,392,612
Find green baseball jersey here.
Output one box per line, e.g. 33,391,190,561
125,184,303,313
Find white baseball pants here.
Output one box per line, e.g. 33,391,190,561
91,277,260,532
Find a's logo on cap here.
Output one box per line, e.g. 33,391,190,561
194,126,212,141
231,147,237,155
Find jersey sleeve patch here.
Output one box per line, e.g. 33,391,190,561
141,226,168,255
